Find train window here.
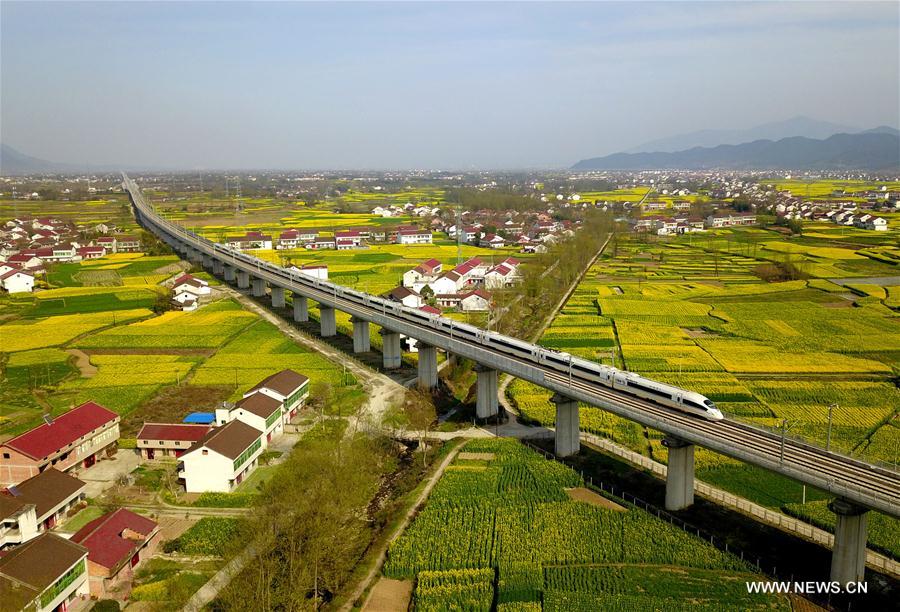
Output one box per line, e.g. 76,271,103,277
631,382,671,399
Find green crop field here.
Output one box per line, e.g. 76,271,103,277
384,439,788,610
508,226,900,554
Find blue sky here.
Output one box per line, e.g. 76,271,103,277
2,1,898,169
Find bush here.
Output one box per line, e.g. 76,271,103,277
93,601,120,612
168,517,245,555
192,492,257,508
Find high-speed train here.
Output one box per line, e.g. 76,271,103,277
127,182,724,423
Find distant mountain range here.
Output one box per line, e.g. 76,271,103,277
0,144,146,175
626,116,860,154
572,129,900,172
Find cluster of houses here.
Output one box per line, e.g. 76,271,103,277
774,201,889,231
381,256,523,315
0,402,159,606
632,212,758,235
444,212,574,252
0,368,309,608
225,224,435,252
0,216,140,294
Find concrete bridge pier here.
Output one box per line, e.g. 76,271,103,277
475,365,498,418
829,499,868,586
202,254,213,270
223,265,236,283
319,305,337,337
663,436,695,511
189,248,203,264
292,295,309,322
271,286,285,308
351,317,370,353
251,277,266,297
212,259,224,276
236,270,250,289
379,329,402,369
551,393,580,457
417,344,439,390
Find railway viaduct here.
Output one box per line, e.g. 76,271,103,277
125,175,899,585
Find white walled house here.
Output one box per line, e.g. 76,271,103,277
243,369,310,423
178,420,263,493
1,269,34,293
385,286,425,308
231,392,284,445
172,274,211,296
0,533,90,612
396,229,433,244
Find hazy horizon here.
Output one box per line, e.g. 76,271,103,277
2,1,898,170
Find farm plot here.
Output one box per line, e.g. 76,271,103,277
383,438,784,610
76,300,256,349
695,338,892,374
2,309,153,352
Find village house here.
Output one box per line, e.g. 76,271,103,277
2,468,86,534
243,369,309,423
0,402,120,486
136,423,213,460
115,235,142,253
178,420,263,493
226,231,273,251
384,286,425,308
436,288,492,311
76,245,105,260
335,230,364,250
277,229,301,249
704,212,757,228
482,234,506,248
292,264,328,281
483,263,519,289
172,274,211,297
228,392,285,445
0,533,90,612
95,236,117,253
402,259,442,288
71,508,159,598
396,227,433,245
1,269,34,294
171,292,198,311
306,235,336,250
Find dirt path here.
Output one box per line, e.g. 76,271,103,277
347,441,465,612
221,286,406,424
66,348,98,377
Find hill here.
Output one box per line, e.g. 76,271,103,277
572,132,900,171
625,116,858,154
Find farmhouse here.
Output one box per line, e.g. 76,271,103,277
71,508,159,598
226,232,273,250
136,423,213,460
1,269,34,293
335,230,364,250
178,420,263,493
0,533,90,612
0,402,120,486
384,286,425,308
230,392,285,445
171,292,198,311
306,235,336,250
459,289,492,312
244,368,309,422
298,264,328,280
396,228,433,245
76,246,105,259
2,468,86,536
172,274,211,296
115,235,142,252
278,229,301,249
402,258,442,288
482,234,506,248
483,263,520,289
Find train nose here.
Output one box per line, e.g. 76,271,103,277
711,409,725,421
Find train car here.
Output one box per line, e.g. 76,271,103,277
611,371,723,421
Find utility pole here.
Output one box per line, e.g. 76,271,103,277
780,419,788,464
826,403,836,451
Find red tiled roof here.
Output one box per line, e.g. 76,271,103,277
1,269,32,280
71,508,157,571
419,305,442,315
421,258,441,270
136,423,212,442
2,402,118,460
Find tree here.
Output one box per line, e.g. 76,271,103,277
405,389,437,467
